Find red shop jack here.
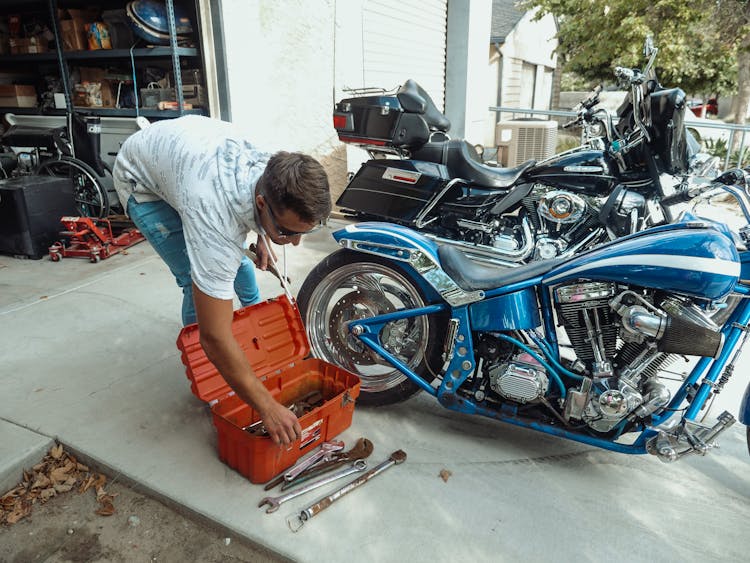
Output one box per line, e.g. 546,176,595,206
48,215,145,263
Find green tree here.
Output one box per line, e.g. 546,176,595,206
712,0,750,126
526,0,744,121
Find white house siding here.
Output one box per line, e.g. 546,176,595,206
487,9,557,145
361,0,448,108
218,0,337,157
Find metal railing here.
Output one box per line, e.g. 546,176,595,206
489,105,749,170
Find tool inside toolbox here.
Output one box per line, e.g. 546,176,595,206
244,390,325,436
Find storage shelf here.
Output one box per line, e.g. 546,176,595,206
0,107,206,118
63,47,199,60
0,53,58,63
0,47,198,64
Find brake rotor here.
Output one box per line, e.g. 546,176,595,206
328,290,395,365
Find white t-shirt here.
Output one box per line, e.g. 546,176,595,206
113,115,269,300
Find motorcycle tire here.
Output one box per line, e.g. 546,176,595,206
297,249,445,406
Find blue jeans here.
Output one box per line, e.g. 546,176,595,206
127,196,260,326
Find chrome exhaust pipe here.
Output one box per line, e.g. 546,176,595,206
425,218,535,268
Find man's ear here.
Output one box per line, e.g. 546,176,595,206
255,192,266,211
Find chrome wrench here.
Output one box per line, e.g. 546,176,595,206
288,450,407,531
258,459,367,513
283,440,344,482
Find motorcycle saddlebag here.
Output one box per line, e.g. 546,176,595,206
333,95,430,148
336,159,453,223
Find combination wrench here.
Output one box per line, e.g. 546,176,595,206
288,450,406,531
258,459,367,513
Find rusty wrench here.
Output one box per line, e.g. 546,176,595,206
258,459,367,514
284,440,344,481
288,450,407,531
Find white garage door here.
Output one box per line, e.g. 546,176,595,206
361,0,448,110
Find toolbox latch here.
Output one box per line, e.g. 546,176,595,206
341,390,355,408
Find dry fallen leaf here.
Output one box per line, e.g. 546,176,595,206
78,475,95,494
31,474,51,489
439,469,452,483
1,442,117,526
95,499,115,516
50,467,69,483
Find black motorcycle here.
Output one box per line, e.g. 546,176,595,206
333,41,706,266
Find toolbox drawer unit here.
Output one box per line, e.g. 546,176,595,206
177,296,361,484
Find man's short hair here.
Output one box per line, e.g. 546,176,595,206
258,152,331,223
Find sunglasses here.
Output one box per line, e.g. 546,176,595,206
264,198,324,238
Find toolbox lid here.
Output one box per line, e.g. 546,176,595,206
176,295,310,404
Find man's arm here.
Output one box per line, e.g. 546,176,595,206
192,283,301,445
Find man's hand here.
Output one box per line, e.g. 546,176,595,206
254,234,277,270
259,400,302,446
193,284,298,445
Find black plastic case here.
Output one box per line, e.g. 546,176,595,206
0,175,76,259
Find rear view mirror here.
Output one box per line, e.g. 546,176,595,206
643,35,655,57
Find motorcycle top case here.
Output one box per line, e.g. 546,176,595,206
334,95,430,148
337,159,453,224
176,295,361,484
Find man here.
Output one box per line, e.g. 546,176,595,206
113,115,331,446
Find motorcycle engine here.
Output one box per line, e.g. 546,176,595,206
523,186,602,260
538,190,587,224
489,352,549,404
554,282,724,433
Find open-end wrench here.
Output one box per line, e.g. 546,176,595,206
283,440,344,482
288,450,407,531
279,438,374,491
258,459,367,514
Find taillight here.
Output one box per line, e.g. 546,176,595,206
333,113,352,130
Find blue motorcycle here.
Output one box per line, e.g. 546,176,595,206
298,169,750,460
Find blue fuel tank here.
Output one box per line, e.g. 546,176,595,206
542,223,740,300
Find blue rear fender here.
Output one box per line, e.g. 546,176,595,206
332,222,443,301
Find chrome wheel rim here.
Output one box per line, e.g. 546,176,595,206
305,262,428,394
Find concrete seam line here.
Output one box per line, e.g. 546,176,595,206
0,255,160,316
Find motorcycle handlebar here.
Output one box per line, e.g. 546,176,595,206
614,66,637,83
660,189,693,206
662,169,750,207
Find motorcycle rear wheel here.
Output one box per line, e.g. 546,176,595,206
297,249,443,406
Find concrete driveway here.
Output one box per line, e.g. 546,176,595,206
1,219,749,562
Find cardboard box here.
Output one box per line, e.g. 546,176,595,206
140,85,207,109
169,68,203,87
176,296,361,484
59,8,98,51
60,20,87,51
8,37,48,54
0,85,37,107
76,68,115,107
182,85,206,108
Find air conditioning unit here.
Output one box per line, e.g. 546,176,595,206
495,119,558,167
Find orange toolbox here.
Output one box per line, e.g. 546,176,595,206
176,295,361,484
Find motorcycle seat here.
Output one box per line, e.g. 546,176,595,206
413,139,535,188
397,79,451,132
438,244,564,291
